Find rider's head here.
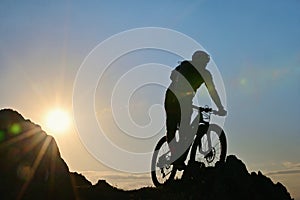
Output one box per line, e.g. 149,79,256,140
192,50,210,68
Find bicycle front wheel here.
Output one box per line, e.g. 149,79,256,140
151,136,176,187
190,124,227,167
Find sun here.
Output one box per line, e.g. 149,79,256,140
45,109,71,134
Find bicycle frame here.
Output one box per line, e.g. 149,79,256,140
171,105,213,165
189,105,212,149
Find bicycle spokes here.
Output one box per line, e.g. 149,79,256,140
151,137,177,186
204,148,216,163
160,166,173,178
157,151,171,168
194,130,224,166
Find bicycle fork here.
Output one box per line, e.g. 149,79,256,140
197,125,214,156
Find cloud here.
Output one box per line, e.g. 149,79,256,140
266,161,300,176
282,161,300,169
266,169,300,176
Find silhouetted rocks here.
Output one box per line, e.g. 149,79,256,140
0,109,75,199
176,155,293,200
70,172,92,188
0,109,294,199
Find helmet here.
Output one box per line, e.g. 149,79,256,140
192,50,209,61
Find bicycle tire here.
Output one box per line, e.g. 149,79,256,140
151,136,177,187
190,124,227,166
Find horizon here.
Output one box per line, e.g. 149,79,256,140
1,1,299,199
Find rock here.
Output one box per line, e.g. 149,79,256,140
178,155,293,200
70,172,92,188
0,109,75,200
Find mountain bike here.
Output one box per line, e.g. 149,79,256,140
151,105,227,187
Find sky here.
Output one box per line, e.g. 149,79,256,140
1,0,300,198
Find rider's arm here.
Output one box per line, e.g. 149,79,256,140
202,70,225,111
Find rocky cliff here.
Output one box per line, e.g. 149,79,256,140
0,109,75,199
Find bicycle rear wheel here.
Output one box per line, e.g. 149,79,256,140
151,136,176,187
190,124,227,167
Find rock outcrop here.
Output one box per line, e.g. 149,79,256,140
0,109,75,199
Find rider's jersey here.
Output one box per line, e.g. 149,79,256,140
169,61,212,97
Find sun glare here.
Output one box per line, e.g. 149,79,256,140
45,109,71,134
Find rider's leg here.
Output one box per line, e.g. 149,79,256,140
165,90,193,169
176,97,193,166
164,89,181,163
166,116,178,153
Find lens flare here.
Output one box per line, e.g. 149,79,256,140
45,109,70,134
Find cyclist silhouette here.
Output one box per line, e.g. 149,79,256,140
164,50,227,170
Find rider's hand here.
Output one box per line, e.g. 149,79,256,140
215,108,227,116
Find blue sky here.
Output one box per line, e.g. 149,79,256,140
1,0,300,198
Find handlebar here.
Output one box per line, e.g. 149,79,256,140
192,105,227,116
192,105,212,112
